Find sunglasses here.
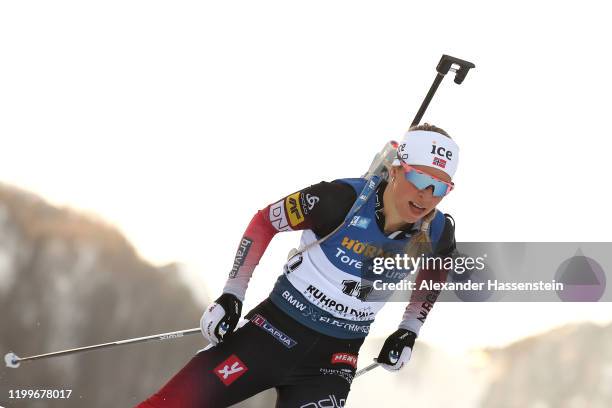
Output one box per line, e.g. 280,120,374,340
400,163,454,197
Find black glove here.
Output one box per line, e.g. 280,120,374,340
200,293,243,345
376,328,417,371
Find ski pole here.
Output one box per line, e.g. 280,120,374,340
411,54,475,127
354,361,380,378
4,327,201,369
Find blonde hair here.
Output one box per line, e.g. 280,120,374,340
404,210,437,260
408,122,451,138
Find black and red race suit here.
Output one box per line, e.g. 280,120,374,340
136,179,455,407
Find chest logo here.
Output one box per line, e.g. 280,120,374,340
349,216,371,229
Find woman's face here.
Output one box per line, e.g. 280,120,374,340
389,165,451,223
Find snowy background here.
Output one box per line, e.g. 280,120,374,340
1,1,612,407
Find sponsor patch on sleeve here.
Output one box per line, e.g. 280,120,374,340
285,192,305,227
229,237,253,278
300,193,320,215
269,200,292,232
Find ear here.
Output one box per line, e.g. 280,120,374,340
389,166,399,181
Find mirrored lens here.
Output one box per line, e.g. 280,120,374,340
404,169,449,197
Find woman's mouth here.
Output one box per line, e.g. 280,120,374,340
408,201,426,215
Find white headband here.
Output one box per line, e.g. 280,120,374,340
392,130,460,178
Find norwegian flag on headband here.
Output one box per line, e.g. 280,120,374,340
432,157,447,169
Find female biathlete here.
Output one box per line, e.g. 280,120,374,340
136,123,459,408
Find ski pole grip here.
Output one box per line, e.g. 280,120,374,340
436,55,475,84
5,352,20,368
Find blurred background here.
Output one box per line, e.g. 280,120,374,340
1,1,612,407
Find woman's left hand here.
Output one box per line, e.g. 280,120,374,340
376,329,417,371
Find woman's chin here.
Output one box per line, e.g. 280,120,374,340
398,211,420,224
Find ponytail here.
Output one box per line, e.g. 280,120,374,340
404,209,437,260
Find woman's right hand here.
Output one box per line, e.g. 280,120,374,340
200,293,243,345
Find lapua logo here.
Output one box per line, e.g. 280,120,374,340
430,143,453,160
251,314,298,348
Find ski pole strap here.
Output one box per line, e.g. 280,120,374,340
342,176,381,225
